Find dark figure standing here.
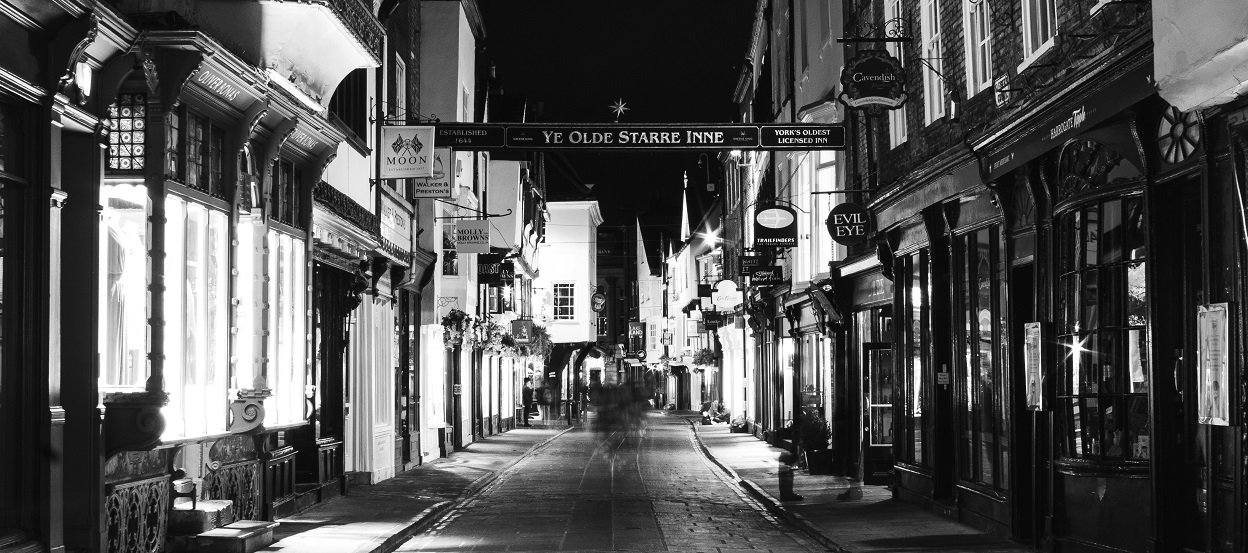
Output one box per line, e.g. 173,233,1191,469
522,377,535,427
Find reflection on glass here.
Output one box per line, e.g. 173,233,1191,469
1125,196,1146,260
1128,329,1149,393
1081,270,1099,331
1084,205,1100,267
869,349,893,446
164,197,185,437
1101,199,1122,264
100,184,149,389
1126,262,1147,326
1126,396,1150,459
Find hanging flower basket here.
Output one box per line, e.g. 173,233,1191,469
442,309,472,350
692,347,716,366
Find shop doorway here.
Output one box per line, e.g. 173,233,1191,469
1008,263,1041,544
862,343,894,485
1152,176,1213,552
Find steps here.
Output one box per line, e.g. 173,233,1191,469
166,520,279,553
0,529,42,553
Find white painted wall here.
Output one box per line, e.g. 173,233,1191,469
1154,0,1248,110
535,201,602,344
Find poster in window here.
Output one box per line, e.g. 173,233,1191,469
1023,322,1045,411
1197,303,1230,426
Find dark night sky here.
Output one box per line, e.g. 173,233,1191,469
477,0,758,238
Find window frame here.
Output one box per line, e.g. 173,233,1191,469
963,0,993,97
1020,0,1058,68
885,0,908,147
920,0,946,125
552,282,576,321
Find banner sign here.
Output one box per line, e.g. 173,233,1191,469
381,126,435,178
436,123,506,148
711,280,744,310
839,50,907,110
826,202,872,245
754,204,798,248
411,147,452,198
380,197,412,254
760,125,847,150
455,219,491,254
432,123,846,151
749,265,785,286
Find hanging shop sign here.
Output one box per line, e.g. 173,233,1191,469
661,331,673,346
984,60,1154,182
433,123,846,151
511,319,534,344
591,291,607,312
738,254,763,276
380,197,412,256
411,147,452,198
825,202,872,245
839,50,908,110
477,253,514,285
711,280,744,310
381,125,436,179
454,219,491,254
754,205,798,248
749,265,785,286
629,322,644,337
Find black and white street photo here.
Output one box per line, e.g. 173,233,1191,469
0,1,1245,552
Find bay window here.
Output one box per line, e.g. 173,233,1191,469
162,195,230,438
1055,196,1150,462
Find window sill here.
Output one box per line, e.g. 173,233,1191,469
1016,36,1057,75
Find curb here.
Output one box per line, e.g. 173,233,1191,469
687,421,848,553
363,425,577,553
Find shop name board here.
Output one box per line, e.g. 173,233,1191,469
985,61,1154,181
477,254,514,285
433,123,845,151
381,126,435,179
288,129,318,151
380,200,411,250
826,202,872,245
196,69,242,102
760,125,847,150
839,50,908,110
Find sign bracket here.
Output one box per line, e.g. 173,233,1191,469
433,199,513,220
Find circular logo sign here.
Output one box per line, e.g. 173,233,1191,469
825,202,872,245
591,292,607,312
636,350,647,361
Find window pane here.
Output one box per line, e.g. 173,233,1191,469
163,197,185,438
1125,196,1147,260
100,184,149,388
1126,261,1147,326
207,210,229,432
1084,205,1100,267
184,203,206,436
1101,199,1123,264
1103,266,1124,328
1125,395,1150,459
1127,329,1149,393
1081,270,1099,331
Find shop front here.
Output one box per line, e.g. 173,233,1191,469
833,257,892,484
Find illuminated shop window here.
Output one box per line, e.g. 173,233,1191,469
267,229,308,426
898,250,932,467
1055,196,1150,461
162,196,230,438
99,183,150,390
105,93,146,172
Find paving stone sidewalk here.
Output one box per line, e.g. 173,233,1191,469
258,426,569,553
685,414,1034,552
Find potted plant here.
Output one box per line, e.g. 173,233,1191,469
691,347,716,366
800,410,835,475
441,309,471,349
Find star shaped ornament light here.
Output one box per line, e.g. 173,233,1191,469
609,98,629,122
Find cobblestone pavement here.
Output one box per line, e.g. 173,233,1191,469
397,413,824,552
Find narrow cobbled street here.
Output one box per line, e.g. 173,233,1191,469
398,414,821,552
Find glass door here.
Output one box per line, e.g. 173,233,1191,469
863,344,895,485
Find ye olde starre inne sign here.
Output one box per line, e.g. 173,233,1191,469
826,202,871,245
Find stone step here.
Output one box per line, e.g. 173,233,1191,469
168,499,236,535
166,520,279,553
0,529,41,553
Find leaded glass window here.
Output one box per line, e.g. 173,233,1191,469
105,93,146,172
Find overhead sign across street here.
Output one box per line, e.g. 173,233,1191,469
422,123,845,151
